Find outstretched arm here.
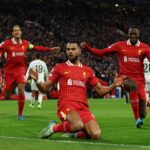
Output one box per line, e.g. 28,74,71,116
28,43,61,53
93,74,126,96
81,42,118,57
29,68,53,93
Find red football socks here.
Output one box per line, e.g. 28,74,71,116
53,121,71,133
129,91,139,119
18,94,25,115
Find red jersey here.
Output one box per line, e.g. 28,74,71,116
85,40,150,82
0,38,50,74
49,60,99,105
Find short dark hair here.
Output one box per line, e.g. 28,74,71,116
35,53,41,59
66,42,80,49
128,25,139,30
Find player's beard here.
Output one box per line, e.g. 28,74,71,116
68,55,79,64
130,40,138,45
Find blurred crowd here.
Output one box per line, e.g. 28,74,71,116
0,0,150,97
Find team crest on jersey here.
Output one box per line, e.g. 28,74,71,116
82,72,87,78
22,46,25,50
138,50,142,55
64,71,70,74
11,47,14,50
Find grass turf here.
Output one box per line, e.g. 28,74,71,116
0,99,150,150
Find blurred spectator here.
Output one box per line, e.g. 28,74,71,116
0,0,150,98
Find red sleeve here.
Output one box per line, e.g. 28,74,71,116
33,45,51,51
143,47,150,61
0,41,7,51
88,68,99,87
84,42,119,57
49,64,60,83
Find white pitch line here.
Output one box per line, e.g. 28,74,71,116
0,136,150,149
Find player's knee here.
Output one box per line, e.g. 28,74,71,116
90,130,101,140
72,121,84,131
4,92,11,99
5,95,10,99
18,87,25,94
130,83,138,91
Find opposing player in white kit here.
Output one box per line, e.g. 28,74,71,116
26,53,48,108
143,58,150,108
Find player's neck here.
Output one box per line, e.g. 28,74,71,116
131,41,137,45
68,59,81,66
14,38,21,43
129,39,139,45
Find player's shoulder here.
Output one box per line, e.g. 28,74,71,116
140,42,149,48
2,39,11,44
109,41,123,47
22,39,29,44
82,64,93,72
116,41,127,45
55,63,67,68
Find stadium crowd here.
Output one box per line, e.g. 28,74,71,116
0,0,150,97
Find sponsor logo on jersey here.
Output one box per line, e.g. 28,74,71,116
12,52,25,57
123,56,140,62
67,79,72,85
67,78,85,87
124,56,128,62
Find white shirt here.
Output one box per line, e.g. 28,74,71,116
26,59,48,82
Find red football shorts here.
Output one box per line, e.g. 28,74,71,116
123,76,146,101
4,73,26,91
57,101,96,124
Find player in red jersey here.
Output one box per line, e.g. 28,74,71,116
81,26,150,128
0,25,60,120
29,43,126,139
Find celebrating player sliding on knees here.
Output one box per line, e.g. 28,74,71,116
29,42,126,139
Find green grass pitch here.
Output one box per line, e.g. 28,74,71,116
0,99,150,150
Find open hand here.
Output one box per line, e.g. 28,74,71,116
51,47,61,53
80,42,87,48
113,73,127,87
29,68,38,81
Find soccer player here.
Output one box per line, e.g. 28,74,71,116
26,53,48,109
143,58,150,109
81,26,150,128
29,42,126,139
0,25,60,120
